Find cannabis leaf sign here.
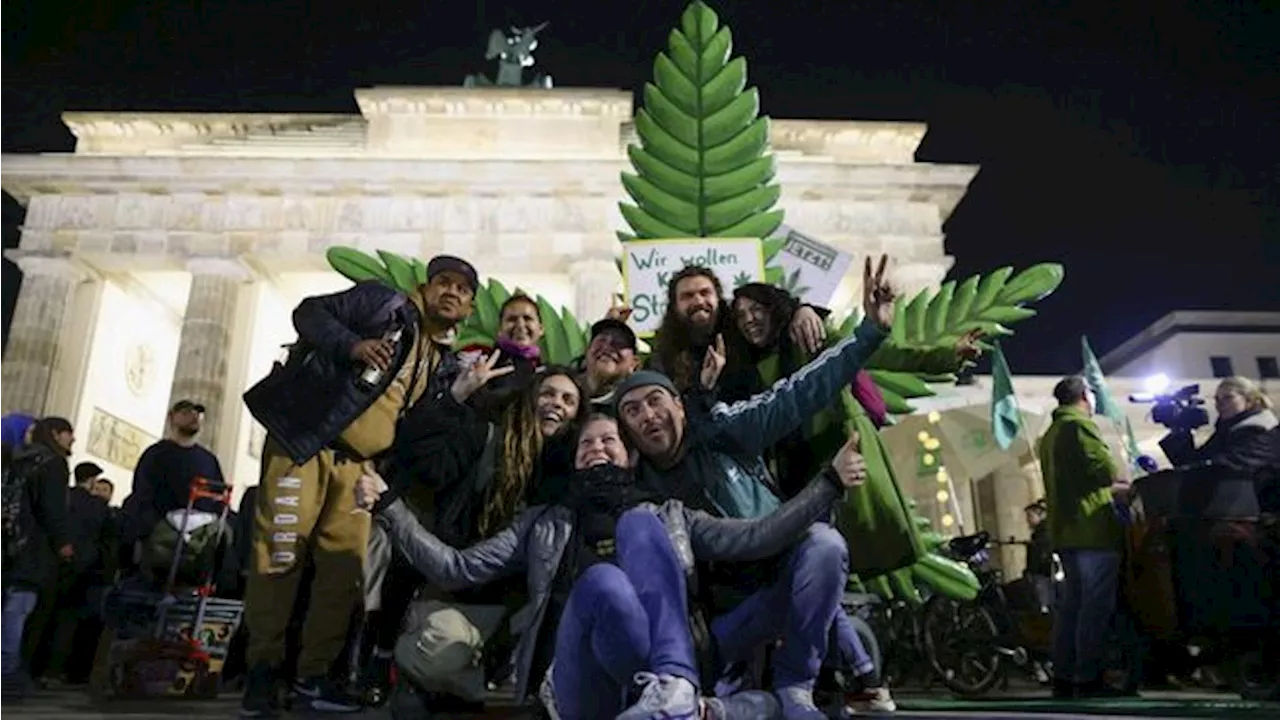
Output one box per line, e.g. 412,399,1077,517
325,247,590,365
618,1,784,242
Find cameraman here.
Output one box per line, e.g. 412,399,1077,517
1160,376,1277,517
1159,377,1278,650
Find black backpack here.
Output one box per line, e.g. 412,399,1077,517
1,452,39,562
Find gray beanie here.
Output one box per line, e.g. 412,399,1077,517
612,370,679,412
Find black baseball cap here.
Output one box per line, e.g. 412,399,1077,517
590,318,637,352
171,399,206,414
426,255,479,293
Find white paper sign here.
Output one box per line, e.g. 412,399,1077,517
621,238,766,337
771,224,853,307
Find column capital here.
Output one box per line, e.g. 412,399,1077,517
4,252,93,281
185,256,254,281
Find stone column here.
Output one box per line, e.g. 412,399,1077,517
892,257,955,300
1,255,87,417
568,258,621,325
167,257,250,458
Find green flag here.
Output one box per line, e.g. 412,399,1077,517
990,341,1021,450
1082,336,1144,471
1081,336,1124,422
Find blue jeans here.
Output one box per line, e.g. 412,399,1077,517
829,610,876,678
2,588,38,677
552,509,698,720
1053,549,1120,684
710,524,848,691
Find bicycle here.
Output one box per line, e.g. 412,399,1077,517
920,531,1052,697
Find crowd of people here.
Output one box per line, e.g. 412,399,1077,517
2,249,1276,719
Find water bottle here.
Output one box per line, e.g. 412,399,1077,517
357,328,402,390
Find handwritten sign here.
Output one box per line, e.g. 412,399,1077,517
621,238,766,336
772,224,853,307
86,407,158,471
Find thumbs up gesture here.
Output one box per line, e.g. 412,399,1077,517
831,431,868,488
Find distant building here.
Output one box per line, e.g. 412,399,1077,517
1099,310,1280,381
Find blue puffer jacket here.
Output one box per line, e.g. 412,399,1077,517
243,281,459,465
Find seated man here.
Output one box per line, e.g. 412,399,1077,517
357,413,870,720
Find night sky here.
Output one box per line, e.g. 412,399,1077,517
4,0,1278,374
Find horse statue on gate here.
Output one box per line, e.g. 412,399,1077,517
464,22,554,89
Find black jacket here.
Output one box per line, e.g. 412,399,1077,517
243,281,459,465
387,388,576,550
1162,408,1279,517
3,443,70,591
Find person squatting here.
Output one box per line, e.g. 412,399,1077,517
236,253,905,720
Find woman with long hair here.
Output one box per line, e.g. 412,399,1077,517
362,363,585,709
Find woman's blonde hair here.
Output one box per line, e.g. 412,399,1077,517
1216,376,1273,412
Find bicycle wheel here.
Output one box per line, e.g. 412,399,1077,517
922,596,1003,697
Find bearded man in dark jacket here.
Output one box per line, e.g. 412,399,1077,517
239,255,476,717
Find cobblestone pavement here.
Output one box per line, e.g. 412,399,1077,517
2,688,1276,719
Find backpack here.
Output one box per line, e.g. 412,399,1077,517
1,453,39,561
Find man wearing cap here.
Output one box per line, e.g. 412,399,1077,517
611,256,897,720
579,318,641,409
240,254,477,716
121,399,226,547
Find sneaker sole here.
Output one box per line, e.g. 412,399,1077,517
307,698,363,713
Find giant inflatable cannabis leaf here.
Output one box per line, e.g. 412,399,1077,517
618,1,784,242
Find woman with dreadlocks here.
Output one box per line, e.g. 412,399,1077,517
361,360,584,712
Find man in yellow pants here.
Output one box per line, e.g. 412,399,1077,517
239,255,477,717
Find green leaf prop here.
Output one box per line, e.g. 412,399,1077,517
890,263,1065,349
618,1,784,242
324,247,590,366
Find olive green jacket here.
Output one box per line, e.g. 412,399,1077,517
1038,405,1123,551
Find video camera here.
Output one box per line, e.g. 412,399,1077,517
1129,383,1210,432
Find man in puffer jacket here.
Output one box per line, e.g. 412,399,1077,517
239,255,476,717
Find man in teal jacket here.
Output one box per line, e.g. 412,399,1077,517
1038,376,1127,699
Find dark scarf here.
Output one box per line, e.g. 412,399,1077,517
561,463,660,519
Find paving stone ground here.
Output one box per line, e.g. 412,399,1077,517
3,687,1276,719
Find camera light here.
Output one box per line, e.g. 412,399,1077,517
1144,373,1171,394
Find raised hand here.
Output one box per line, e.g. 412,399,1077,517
788,306,827,355
700,334,727,390
862,254,896,330
450,350,515,403
956,328,985,361
830,431,868,488
606,294,633,323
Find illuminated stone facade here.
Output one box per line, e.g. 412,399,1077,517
1,86,976,500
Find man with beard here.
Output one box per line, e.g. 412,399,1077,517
614,257,896,720
648,266,828,397
121,400,226,547
240,255,476,717
579,317,641,409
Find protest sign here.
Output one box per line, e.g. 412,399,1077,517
772,224,854,307
621,238,765,336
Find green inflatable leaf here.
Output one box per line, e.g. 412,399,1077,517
891,263,1064,350
377,250,419,294
618,1,784,241
326,247,394,286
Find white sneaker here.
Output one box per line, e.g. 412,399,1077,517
842,686,897,715
616,672,700,720
776,685,828,720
